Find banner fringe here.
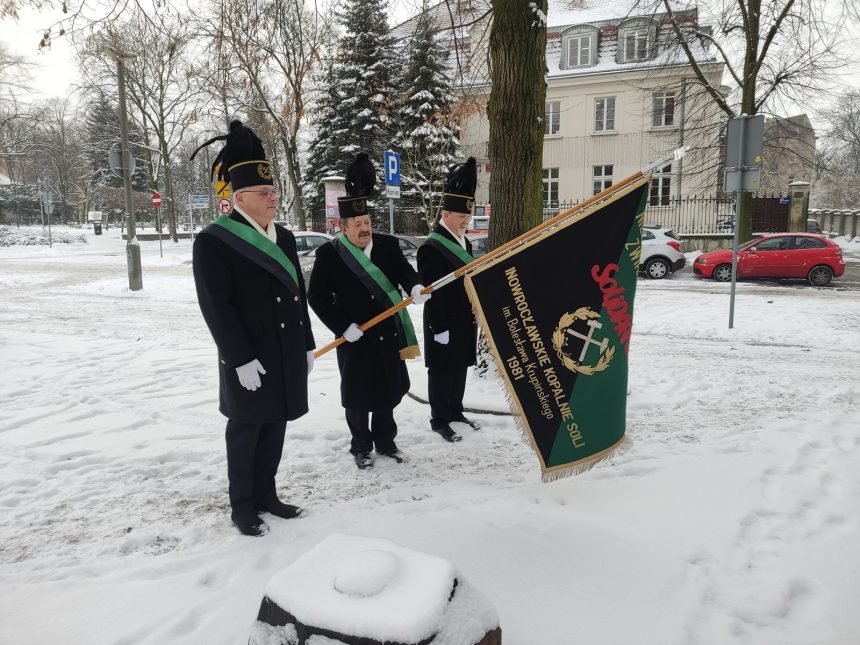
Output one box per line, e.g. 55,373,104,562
540,436,630,483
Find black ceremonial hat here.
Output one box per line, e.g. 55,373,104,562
338,152,375,219
189,120,274,191
441,157,477,215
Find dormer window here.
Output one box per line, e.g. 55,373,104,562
560,25,599,70
617,18,657,64
623,29,649,61
567,33,593,67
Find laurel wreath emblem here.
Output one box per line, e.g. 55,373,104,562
551,307,614,375
257,163,273,181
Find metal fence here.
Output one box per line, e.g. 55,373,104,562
543,193,790,235
307,194,791,238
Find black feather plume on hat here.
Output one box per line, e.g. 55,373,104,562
444,157,477,196
344,152,376,198
440,157,477,214
189,120,270,188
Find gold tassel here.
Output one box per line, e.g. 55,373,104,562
399,345,421,360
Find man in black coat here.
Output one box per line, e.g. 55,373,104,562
307,153,429,470
418,158,481,442
192,121,315,536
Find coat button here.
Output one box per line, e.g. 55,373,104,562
276,297,281,303
280,323,285,328
379,336,384,340
293,296,299,302
299,321,303,326
370,295,375,300
220,359,226,364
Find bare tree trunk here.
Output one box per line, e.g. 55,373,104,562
161,137,178,242
281,134,307,230
487,0,547,248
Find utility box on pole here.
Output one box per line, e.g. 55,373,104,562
788,180,810,232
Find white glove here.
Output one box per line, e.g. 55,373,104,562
434,330,450,345
411,284,431,304
236,359,265,391
306,350,315,375
343,323,364,343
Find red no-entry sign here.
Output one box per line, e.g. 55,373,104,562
151,192,162,208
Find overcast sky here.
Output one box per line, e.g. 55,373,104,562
2,1,858,130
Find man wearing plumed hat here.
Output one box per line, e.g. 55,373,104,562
191,121,315,537
417,158,482,443
307,153,430,470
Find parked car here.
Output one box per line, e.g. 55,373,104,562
640,226,686,279
467,215,490,235
294,231,334,255
693,233,845,286
396,235,419,258
467,233,488,258
806,218,822,234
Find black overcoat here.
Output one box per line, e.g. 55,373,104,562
193,215,315,423
307,233,420,410
417,224,478,370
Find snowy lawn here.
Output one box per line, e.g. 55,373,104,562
1,229,858,644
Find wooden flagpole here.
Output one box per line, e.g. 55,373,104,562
313,148,686,358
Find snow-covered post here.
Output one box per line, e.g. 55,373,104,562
249,534,502,645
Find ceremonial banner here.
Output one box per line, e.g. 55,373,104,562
464,177,649,480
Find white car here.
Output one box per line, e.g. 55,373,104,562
640,226,686,279
294,231,334,255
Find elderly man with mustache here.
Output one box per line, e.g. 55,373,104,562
308,153,430,470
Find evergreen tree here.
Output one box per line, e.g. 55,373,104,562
303,0,397,211
82,90,149,211
393,4,462,230
302,65,343,213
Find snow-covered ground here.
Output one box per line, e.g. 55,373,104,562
1,228,858,645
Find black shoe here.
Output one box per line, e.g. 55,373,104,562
261,498,306,520
377,447,409,463
452,414,482,430
431,425,462,442
354,451,374,469
231,513,267,537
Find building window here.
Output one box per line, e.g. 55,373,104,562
566,34,592,67
649,164,672,206
594,96,616,132
652,91,675,127
542,168,559,206
545,101,560,136
623,29,649,62
593,165,613,195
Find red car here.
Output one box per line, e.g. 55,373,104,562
694,233,845,286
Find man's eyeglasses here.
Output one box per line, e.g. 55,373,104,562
241,189,278,199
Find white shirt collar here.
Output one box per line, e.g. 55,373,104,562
440,218,467,250
363,238,374,258
234,205,277,243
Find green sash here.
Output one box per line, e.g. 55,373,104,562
425,231,474,266
335,234,420,359
212,216,299,290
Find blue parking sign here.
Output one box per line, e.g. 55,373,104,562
384,150,400,186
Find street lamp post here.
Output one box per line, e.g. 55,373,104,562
108,46,143,291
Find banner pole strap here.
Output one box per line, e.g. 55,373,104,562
313,148,686,359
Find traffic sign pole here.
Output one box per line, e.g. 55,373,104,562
115,52,143,291
384,150,401,234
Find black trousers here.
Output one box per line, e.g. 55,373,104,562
225,419,287,517
428,366,468,429
345,407,397,455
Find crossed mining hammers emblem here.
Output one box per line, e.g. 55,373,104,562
566,319,609,362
